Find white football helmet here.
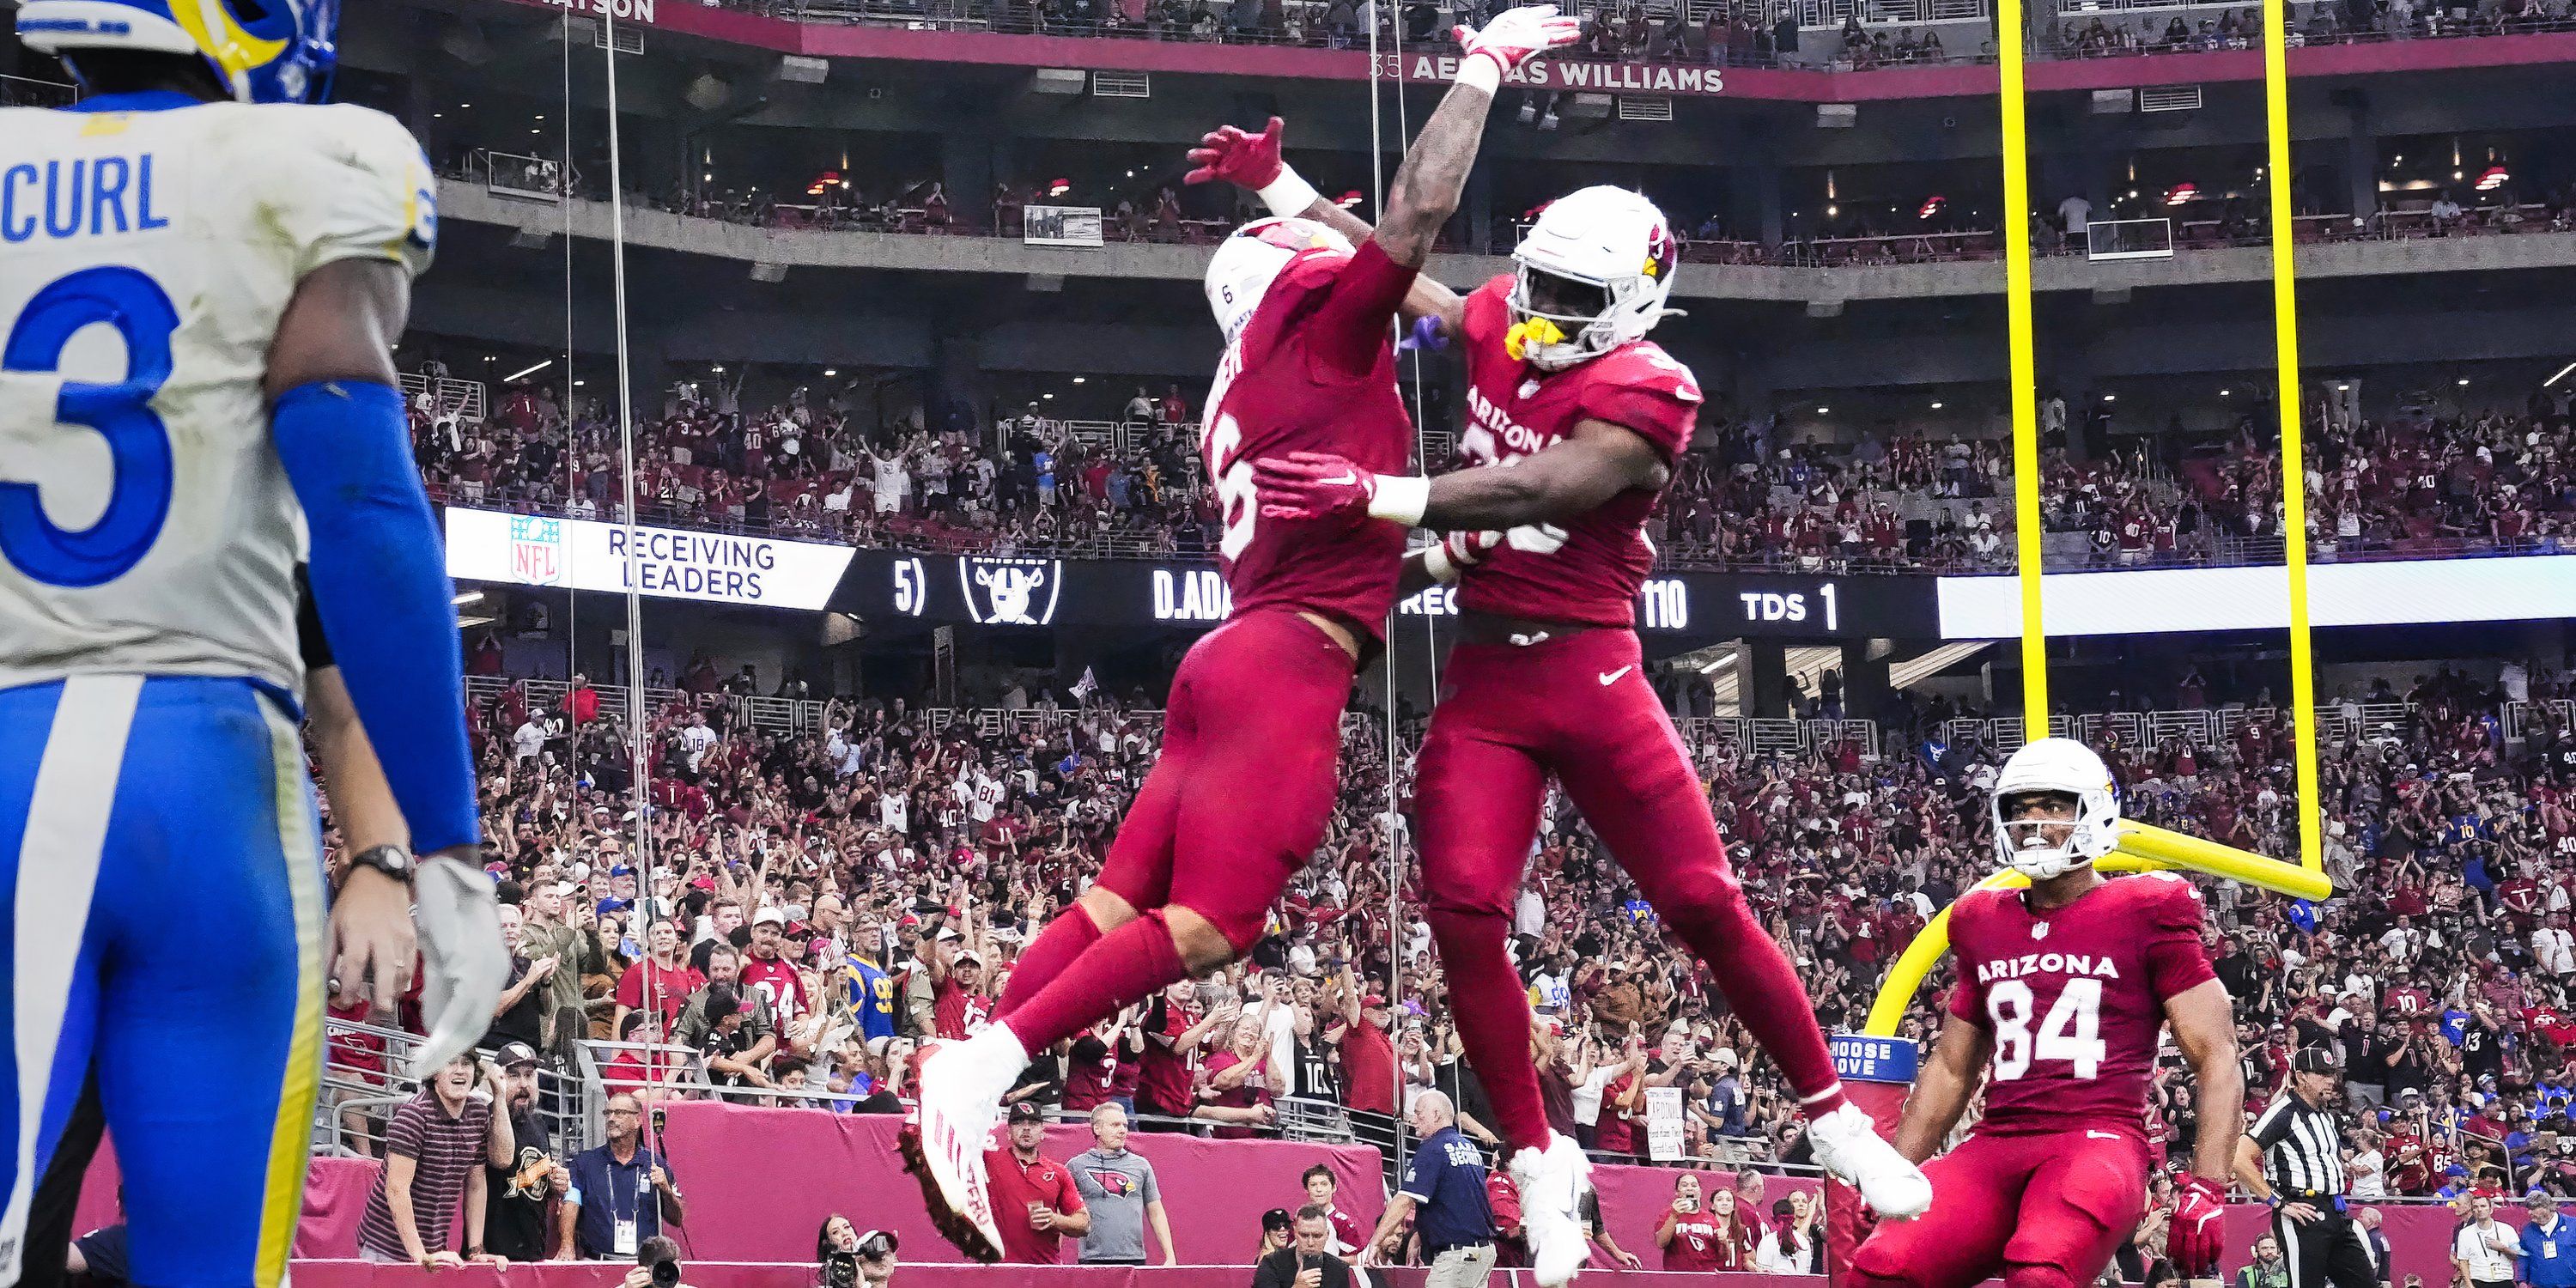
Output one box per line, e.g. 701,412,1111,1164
1507,185,1682,371
1204,216,1354,344
1990,737,2121,881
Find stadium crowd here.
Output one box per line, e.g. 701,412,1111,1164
706,0,2576,59
410,369,2576,572
326,633,2576,1215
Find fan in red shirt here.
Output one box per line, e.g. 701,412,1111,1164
1134,983,1206,1121
1242,172,1928,1285
1657,1176,1753,1272
602,1010,690,1103
1850,739,2244,1288
903,15,1581,1262
738,908,811,1030
615,920,704,1032
985,1103,1090,1265
933,950,996,1042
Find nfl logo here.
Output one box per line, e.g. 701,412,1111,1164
2031,921,2050,940
509,515,567,586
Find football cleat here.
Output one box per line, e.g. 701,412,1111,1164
1510,1131,1594,1286
1806,1101,1933,1220
898,1036,1019,1263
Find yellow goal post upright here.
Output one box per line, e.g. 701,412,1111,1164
1823,1,2330,1265
1820,0,2334,1233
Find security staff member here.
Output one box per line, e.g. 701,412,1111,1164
1363,1091,1496,1288
2235,1048,2375,1288
2518,1192,2576,1288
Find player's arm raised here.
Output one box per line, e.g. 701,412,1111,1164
1890,1016,1991,1164
2165,977,2245,1200
1377,7,1581,268
1183,7,1580,325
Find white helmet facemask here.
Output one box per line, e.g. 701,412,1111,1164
1989,737,2122,881
1505,185,1683,372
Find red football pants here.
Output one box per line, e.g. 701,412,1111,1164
1087,609,1354,938
1848,1128,2149,1288
1002,610,1355,1054
1416,628,1844,1156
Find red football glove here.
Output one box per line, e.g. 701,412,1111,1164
1254,451,1377,521
1454,4,1586,77
2178,1173,2228,1215
1183,116,1286,191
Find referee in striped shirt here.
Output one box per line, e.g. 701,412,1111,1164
2234,1048,2376,1288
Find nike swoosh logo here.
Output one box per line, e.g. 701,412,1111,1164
2087,1131,2123,1140
1320,473,1358,485
1599,666,1633,686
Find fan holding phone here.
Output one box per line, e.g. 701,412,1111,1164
1252,1207,1357,1288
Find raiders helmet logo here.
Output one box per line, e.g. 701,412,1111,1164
959,556,1064,626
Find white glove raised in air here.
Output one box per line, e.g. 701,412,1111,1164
1454,4,1586,87
409,855,509,1078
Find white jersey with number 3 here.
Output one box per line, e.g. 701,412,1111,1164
0,99,436,696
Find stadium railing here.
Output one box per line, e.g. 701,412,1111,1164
316,1016,590,1159
401,369,489,425
463,674,1886,762
0,74,78,109
1935,702,2424,757
2511,699,2576,739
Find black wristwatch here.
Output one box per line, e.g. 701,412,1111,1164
348,845,416,885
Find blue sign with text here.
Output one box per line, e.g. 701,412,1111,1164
1830,1033,1920,1084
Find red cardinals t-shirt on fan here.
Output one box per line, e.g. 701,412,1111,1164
1450,276,1702,626
1201,239,1419,635
1946,872,2217,1135
738,951,808,1029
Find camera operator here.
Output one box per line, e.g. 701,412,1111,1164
619,1236,691,1288
817,1218,898,1288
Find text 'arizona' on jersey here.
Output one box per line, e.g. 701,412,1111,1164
1449,276,1700,629
1200,228,1419,638
0,98,437,696
1946,871,2218,1136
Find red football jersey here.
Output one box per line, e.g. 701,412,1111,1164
1203,239,1418,637
1946,872,2216,1135
1450,276,1702,627
738,953,809,1027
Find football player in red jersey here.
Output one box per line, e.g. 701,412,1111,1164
899,6,1583,1264
1201,137,1929,1285
1847,738,2245,1288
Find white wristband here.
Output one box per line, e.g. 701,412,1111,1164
1421,543,1461,586
1255,167,1323,219
1455,52,1504,94
1366,475,1431,527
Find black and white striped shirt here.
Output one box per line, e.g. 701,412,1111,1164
2251,1089,2348,1196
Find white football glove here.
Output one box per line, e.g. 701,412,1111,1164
410,856,509,1078
1455,4,1586,81
1423,524,1569,583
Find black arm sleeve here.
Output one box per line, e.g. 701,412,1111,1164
295,565,335,671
